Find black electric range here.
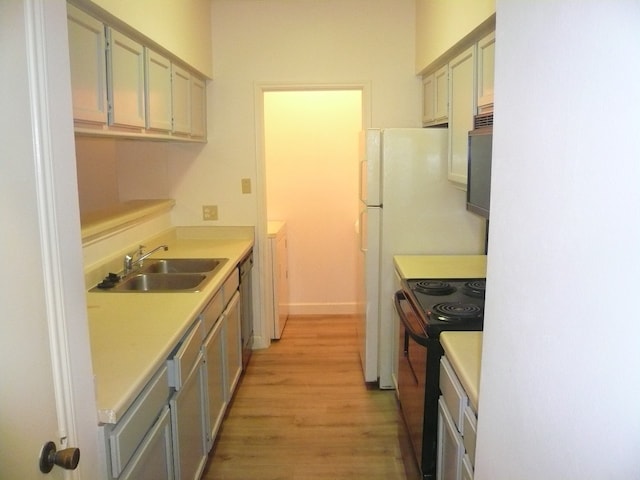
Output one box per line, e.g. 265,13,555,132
403,278,486,338
396,277,486,479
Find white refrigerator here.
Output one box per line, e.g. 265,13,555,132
356,128,486,389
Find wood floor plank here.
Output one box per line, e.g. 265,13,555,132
202,315,410,479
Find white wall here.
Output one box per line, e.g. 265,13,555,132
264,90,362,315
76,0,213,76
475,2,640,479
165,0,420,227
415,0,494,72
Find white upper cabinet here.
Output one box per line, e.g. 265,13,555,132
107,28,146,129
171,64,191,135
67,5,108,125
190,76,207,139
476,31,495,111
448,45,476,188
422,66,448,126
145,48,172,132
434,66,449,122
422,74,435,125
66,3,208,142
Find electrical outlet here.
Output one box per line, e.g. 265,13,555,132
202,205,218,221
241,178,252,194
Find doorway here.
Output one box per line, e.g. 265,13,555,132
261,88,364,321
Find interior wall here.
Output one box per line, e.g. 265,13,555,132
74,0,213,76
162,0,419,229
415,0,495,72
75,137,119,215
264,90,362,315
475,2,640,479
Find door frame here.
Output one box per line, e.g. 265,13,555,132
0,0,100,477
252,82,371,343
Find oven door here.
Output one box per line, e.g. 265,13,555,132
395,290,442,480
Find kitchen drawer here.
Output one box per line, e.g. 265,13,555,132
201,290,223,337
108,365,170,477
440,356,468,432
463,404,477,467
222,269,239,304
168,319,203,389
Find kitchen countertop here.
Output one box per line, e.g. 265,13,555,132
394,254,487,279
86,230,253,424
440,331,483,412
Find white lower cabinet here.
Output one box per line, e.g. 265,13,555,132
203,309,226,451
100,260,247,479
462,454,474,480
119,406,174,480
103,366,171,479
438,356,478,480
224,291,242,397
438,397,465,480
170,353,207,480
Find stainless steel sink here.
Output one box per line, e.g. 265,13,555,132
113,273,205,292
91,257,229,292
140,258,226,274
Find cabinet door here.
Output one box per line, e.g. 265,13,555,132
224,291,242,398
119,406,174,480
477,31,495,110
422,74,435,125
67,5,108,125
434,65,449,122
437,397,465,480
461,454,474,480
145,48,172,132
170,355,207,480
190,75,207,138
107,28,146,128
448,45,476,188
172,64,191,134
203,317,226,451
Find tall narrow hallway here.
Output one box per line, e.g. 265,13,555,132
202,316,409,479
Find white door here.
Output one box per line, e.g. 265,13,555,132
0,1,99,478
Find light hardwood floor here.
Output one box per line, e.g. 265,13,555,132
202,315,411,479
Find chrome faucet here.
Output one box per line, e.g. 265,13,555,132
123,244,168,275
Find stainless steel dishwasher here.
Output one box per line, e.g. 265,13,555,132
239,250,253,369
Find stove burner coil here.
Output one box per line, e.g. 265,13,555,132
462,280,486,299
414,280,455,295
430,302,482,321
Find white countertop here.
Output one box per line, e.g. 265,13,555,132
440,331,483,412
394,254,487,279
86,231,253,424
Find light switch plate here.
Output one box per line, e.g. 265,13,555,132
202,205,218,221
241,178,252,194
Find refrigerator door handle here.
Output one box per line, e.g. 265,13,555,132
359,209,367,252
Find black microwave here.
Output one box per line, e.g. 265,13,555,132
466,114,493,218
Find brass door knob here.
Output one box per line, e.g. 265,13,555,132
39,441,80,473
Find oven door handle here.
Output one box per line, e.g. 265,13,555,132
394,291,430,347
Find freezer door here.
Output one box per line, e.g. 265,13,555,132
360,129,381,206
